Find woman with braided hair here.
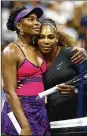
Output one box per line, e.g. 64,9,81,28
37,18,87,122
17,17,87,127
1,6,51,136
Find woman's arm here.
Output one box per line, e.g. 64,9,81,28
71,47,87,64
57,31,87,64
2,46,32,134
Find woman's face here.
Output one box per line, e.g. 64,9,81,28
19,14,41,36
38,25,58,54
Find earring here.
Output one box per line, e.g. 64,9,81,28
20,29,24,35
32,37,36,44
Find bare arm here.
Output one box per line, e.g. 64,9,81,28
2,45,31,131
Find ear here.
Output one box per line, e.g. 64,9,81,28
16,22,21,30
56,33,58,43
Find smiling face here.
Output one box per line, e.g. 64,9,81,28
17,13,41,36
38,25,58,54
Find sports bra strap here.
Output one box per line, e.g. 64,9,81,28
14,41,26,58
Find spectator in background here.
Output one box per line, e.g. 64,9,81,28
63,19,79,40
12,1,26,8
43,1,68,24
25,1,45,21
1,7,17,44
25,1,45,9
1,1,13,9
79,16,87,50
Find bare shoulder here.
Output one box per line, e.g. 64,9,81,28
2,42,19,61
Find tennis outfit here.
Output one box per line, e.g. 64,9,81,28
1,43,51,136
43,47,87,121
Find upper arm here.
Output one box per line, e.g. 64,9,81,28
2,45,18,94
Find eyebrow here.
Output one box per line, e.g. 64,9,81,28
28,14,37,18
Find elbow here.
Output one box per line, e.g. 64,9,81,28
6,93,13,101
5,89,17,101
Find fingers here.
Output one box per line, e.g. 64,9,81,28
17,81,23,89
45,96,48,104
18,80,21,83
71,51,80,61
71,55,85,64
72,47,86,54
59,91,71,95
56,84,75,95
57,84,73,89
71,48,87,64
17,84,23,89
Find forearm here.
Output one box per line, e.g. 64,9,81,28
6,91,30,129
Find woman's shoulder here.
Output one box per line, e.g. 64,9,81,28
60,47,73,57
62,47,72,52
2,41,19,60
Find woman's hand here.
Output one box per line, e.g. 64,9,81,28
71,47,87,64
20,127,32,136
17,81,23,89
56,83,75,95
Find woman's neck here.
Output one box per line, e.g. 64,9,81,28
18,35,33,47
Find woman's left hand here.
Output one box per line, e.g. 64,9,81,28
56,83,75,95
17,81,23,89
71,47,87,64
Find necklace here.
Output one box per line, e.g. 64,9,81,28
47,46,61,70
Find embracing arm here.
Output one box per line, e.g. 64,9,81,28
2,46,31,134
57,31,87,63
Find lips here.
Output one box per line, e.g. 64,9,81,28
33,27,40,31
42,46,51,51
42,45,51,48
43,47,50,49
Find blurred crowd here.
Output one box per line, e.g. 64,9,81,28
1,0,87,52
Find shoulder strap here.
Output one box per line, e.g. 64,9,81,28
14,41,26,58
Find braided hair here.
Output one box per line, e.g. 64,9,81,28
41,18,57,30
41,18,77,47
6,6,26,32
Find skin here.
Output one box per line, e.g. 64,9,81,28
71,47,87,64
2,13,44,136
2,13,87,135
17,24,87,94
18,14,41,37
37,24,78,94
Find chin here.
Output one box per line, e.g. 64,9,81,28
33,32,39,36
41,50,51,54
33,30,40,35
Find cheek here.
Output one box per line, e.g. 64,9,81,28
23,26,32,33
37,40,42,46
24,22,33,29
51,40,57,45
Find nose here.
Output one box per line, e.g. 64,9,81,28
44,37,49,44
34,19,41,26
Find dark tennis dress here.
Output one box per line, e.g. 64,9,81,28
43,47,87,122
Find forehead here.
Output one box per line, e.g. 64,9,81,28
40,25,56,34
